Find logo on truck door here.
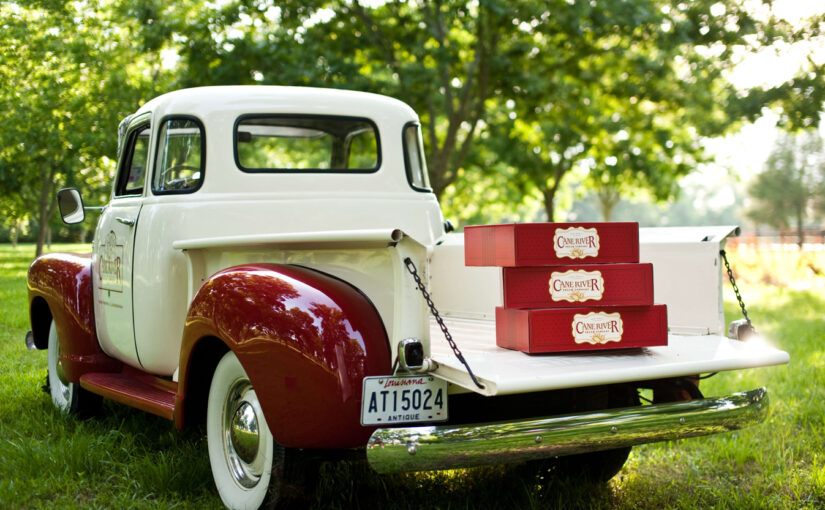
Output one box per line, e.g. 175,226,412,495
98,230,124,293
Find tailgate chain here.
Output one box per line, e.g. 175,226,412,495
720,249,757,334
404,257,485,389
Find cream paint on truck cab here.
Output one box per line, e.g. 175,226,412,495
92,113,152,367
100,87,444,376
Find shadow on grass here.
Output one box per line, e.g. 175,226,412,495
310,459,615,510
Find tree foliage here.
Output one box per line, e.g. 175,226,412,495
148,0,825,222
0,0,823,239
0,0,167,254
746,130,825,247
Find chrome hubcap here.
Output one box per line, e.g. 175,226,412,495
223,380,267,489
230,402,260,464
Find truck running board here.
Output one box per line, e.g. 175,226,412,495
79,367,177,420
366,387,767,474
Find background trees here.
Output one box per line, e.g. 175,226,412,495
746,130,825,247
0,0,167,255
1,0,824,246
131,0,825,222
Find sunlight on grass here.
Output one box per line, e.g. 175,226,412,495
725,242,825,291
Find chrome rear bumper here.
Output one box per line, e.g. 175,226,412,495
366,387,767,474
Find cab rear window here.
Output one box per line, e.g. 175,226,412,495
235,115,380,173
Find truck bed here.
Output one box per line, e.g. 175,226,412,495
430,317,789,396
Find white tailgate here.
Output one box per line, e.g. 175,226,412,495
430,317,789,396
639,225,740,335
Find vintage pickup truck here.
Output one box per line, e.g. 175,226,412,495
27,86,789,509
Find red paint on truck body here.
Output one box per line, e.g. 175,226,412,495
27,252,121,380
179,264,391,449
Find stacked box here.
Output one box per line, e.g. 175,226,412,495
502,263,653,309
465,222,667,354
495,305,667,353
465,222,639,267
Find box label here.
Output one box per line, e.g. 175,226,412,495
572,312,623,345
554,227,600,259
549,270,604,302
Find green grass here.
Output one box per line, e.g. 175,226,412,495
1,243,823,509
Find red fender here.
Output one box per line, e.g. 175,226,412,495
179,264,391,449
27,252,121,381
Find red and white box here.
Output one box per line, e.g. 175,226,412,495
502,263,654,309
465,222,639,267
495,304,668,354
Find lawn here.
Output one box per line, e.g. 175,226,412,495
0,243,823,509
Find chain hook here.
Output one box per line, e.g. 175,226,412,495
403,257,485,390
720,249,757,335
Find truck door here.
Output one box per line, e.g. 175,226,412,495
92,115,151,367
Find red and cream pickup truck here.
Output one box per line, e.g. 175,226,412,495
27,86,789,509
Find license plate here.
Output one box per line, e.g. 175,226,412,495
361,375,448,426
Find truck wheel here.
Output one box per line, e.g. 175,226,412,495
207,351,286,510
532,447,633,483
47,321,101,417
522,385,639,483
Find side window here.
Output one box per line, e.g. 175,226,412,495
153,117,205,194
116,125,150,197
403,123,431,191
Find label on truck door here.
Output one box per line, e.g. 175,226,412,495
361,375,448,426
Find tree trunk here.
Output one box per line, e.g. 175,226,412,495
542,187,556,222
596,187,621,222
430,152,451,199
10,221,18,249
36,195,49,257
35,168,57,257
796,211,804,250
539,163,571,223
603,204,615,222
35,219,47,257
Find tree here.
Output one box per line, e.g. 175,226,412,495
4,0,823,238
126,0,825,224
0,195,27,248
745,130,825,248
0,1,165,255
150,0,543,200
483,0,814,221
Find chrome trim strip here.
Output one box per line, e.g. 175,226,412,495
366,387,768,474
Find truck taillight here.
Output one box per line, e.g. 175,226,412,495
398,338,425,371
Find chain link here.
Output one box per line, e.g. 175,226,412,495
403,257,485,389
720,249,756,332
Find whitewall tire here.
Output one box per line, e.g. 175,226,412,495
207,351,286,510
47,321,100,417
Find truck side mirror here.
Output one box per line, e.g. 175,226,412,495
57,188,86,224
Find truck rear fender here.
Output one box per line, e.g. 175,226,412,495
177,263,392,448
27,252,121,380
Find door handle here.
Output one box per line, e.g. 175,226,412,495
116,217,136,227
